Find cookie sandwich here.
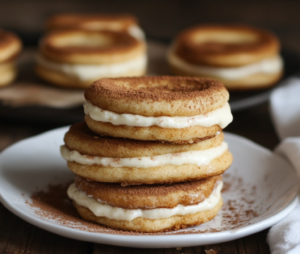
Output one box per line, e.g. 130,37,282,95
61,122,232,185
84,76,233,143
36,29,146,88
68,175,223,232
168,25,283,90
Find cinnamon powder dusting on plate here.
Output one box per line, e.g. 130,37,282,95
25,174,260,236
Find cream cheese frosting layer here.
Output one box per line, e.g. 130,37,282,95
84,102,233,129
68,181,223,221
168,49,283,80
36,54,147,81
61,142,228,168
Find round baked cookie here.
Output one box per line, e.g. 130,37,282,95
61,122,233,185
68,176,223,232
74,175,221,209
46,13,145,40
36,29,146,89
73,198,223,232
83,76,233,143
167,24,283,90
0,29,22,87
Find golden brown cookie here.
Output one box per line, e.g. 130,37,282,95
36,29,146,88
0,29,22,87
74,175,221,209
168,24,283,90
73,198,223,232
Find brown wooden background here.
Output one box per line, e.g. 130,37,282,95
0,0,299,253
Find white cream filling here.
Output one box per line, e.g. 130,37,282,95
60,141,227,168
168,48,283,80
84,102,233,129
36,53,147,81
67,181,223,221
127,25,145,41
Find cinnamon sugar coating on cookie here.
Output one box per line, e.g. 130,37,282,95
75,175,221,209
85,76,229,116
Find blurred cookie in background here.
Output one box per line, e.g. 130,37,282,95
0,29,22,87
36,29,147,89
46,13,145,40
167,24,283,90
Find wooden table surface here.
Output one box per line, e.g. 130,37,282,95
1,0,299,252
0,103,277,254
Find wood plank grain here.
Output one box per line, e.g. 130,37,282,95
243,230,270,254
92,235,269,254
0,204,92,254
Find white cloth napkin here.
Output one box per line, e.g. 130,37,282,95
268,77,300,254
270,77,300,140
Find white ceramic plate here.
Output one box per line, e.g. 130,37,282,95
0,127,298,248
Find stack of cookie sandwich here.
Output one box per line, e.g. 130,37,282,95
61,76,233,232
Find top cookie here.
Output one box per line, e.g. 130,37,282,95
85,76,229,116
